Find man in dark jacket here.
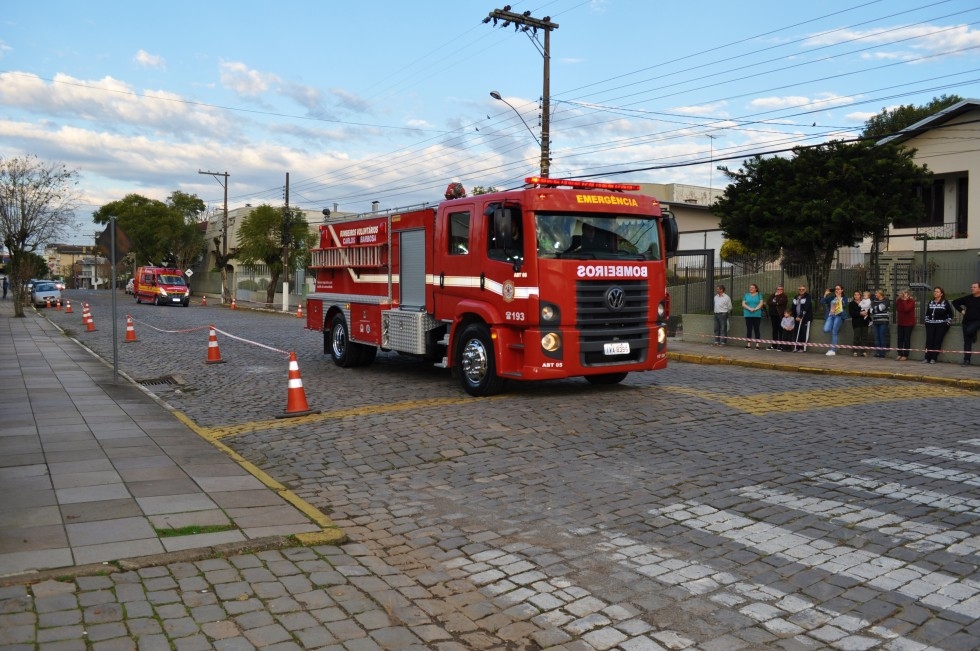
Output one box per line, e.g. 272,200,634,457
766,286,788,349
952,281,980,366
792,286,813,352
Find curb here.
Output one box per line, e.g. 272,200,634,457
667,351,980,391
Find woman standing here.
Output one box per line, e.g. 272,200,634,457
923,286,954,364
742,284,764,349
895,289,916,361
766,286,788,350
870,289,891,358
822,285,847,356
848,290,870,357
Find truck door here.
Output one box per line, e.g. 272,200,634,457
432,205,476,319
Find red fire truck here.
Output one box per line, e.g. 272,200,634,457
305,177,679,396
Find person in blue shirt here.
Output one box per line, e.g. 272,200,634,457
742,283,764,349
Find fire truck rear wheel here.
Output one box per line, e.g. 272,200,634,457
329,314,361,367
585,372,629,385
457,323,505,397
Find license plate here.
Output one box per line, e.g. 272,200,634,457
171,297,182,303
604,342,630,355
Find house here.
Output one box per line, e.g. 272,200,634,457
635,182,722,253
875,98,979,280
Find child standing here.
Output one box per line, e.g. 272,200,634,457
780,309,796,351
848,290,870,356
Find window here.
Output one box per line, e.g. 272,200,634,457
448,211,470,255
486,203,524,264
896,179,946,229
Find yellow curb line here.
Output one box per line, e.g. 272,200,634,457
172,411,346,543
667,352,980,391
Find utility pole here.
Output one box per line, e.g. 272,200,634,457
282,172,290,314
483,6,558,178
199,170,230,302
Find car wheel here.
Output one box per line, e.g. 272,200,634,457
456,323,505,397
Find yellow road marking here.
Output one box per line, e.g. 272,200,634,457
186,395,502,440
662,383,977,416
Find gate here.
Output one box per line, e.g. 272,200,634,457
668,249,715,315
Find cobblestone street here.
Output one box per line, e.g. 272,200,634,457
3,291,980,650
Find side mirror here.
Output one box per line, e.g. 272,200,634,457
663,212,679,254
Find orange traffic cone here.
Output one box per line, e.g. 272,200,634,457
230,298,236,310
55,298,62,310
201,295,207,306
85,310,97,332
82,303,90,324
65,299,73,314
205,325,225,364
296,304,303,319
277,352,318,418
124,315,137,342
45,297,51,308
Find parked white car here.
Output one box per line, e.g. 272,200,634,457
31,281,62,307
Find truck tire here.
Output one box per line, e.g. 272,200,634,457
135,294,141,304
329,314,360,368
456,323,505,397
585,372,628,385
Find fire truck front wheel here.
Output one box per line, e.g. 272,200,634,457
456,323,505,397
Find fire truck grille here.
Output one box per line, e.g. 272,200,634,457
575,280,649,366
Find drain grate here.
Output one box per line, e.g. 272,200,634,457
138,374,185,387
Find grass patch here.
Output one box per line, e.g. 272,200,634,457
155,524,238,538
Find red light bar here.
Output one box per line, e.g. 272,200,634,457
525,177,640,192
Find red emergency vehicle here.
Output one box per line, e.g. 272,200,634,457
305,177,679,396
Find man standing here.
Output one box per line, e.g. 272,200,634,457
792,286,813,352
952,281,980,366
713,285,732,346
1,275,8,300
767,286,788,349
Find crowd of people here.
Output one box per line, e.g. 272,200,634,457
711,281,980,365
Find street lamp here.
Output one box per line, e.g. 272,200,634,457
490,90,544,153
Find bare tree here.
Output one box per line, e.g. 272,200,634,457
0,155,81,316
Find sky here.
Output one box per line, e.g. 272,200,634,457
1,0,979,244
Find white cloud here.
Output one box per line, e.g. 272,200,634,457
805,24,980,61
0,40,11,59
134,49,165,69
749,93,855,111
219,61,277,97
0,71,232,140
671,102,728,117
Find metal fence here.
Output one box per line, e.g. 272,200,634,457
669,252,980,324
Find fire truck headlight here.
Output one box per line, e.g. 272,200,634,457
656,302,665,319
541,332,561,352
658,327,667,344
160,289,168,297
540,301,560,323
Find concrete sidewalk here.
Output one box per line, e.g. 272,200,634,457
0,298,343,580
667,334,980,391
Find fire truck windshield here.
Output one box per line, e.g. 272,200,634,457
158,275,187,286
535,213,662,261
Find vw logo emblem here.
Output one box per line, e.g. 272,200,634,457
605,286,626,311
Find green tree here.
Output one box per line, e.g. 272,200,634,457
235,205,315,305
166,191,207,271
861,94,962,139
0,155,80,316
715,139,931,294
92,192,205,272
